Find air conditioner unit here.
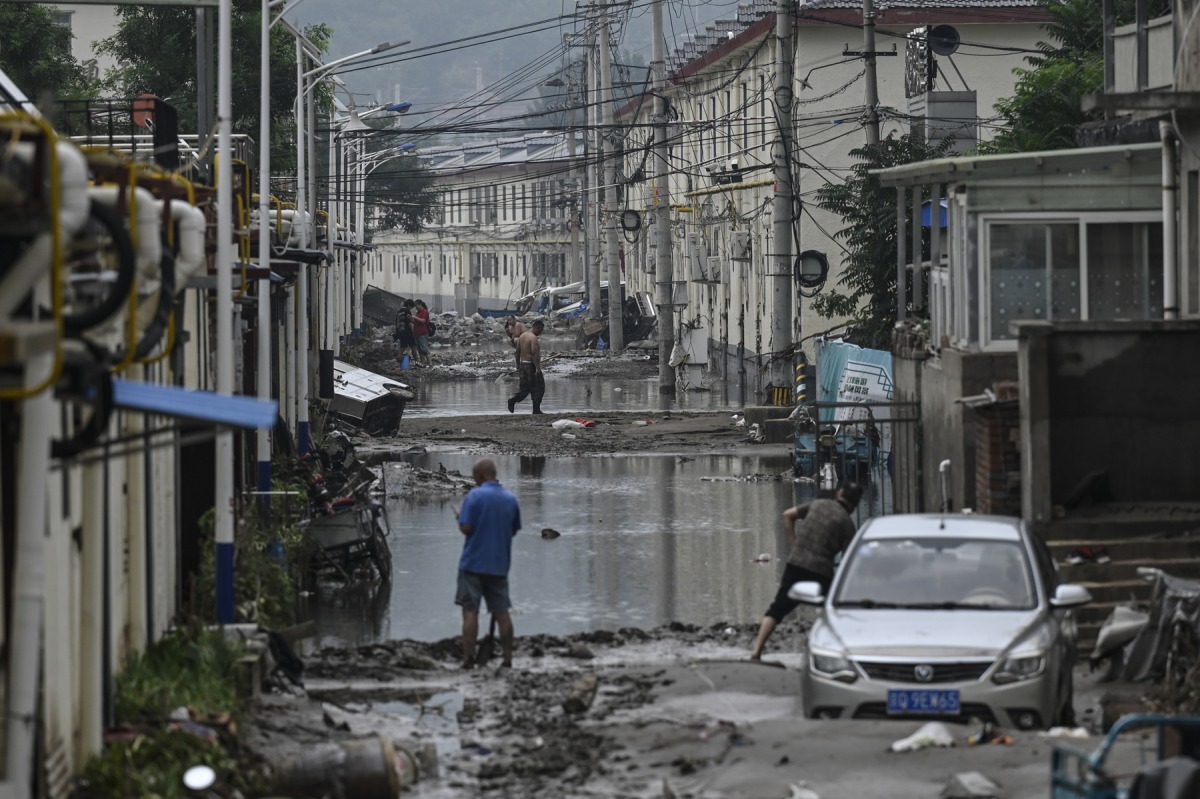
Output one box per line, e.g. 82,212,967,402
730,230,752,262
706,256,723,283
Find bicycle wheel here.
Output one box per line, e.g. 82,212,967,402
59,199,137,335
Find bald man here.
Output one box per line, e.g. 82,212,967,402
453,458,522,669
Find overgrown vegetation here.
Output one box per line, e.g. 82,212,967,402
982,0,1173,155
812,134,953,349
190,487,315,628
77,625,269,799
0,6,99,101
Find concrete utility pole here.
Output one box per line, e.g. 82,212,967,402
600,0,625,351
771,0,795,391
652,0,674,396
586,27,603,321
863,0,881,146
566,102,583,285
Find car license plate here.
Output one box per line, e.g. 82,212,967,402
887,689,960,715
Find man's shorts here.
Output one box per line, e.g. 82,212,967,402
397,331,416,347
456,570,512,613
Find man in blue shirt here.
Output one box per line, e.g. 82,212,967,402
454,458,521,669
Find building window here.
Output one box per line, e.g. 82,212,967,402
981,216,1164,346
53,10,73,29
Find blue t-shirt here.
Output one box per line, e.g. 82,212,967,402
458,481,521,576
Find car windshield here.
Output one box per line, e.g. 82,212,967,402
834,537,1037,610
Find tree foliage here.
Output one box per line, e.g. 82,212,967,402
0,6,95,101
358,137,439,236
812,134,953,349
981,0,1170,154
96,2,329,172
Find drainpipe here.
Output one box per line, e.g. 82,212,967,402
79,462,103,762
1160,120,1179,320
5,351,54,799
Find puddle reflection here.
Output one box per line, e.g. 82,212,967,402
307,452,891,648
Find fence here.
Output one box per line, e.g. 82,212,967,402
791,400,922,526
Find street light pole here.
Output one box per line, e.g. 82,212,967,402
256,0,273,498
652,0,675,396
214,0,235,623
599,0,624,351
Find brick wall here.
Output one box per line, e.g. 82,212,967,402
975,399,1021,515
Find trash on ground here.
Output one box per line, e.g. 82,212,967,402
562,674,600,714
788,783,822,799
941,771,1002,798
890,721,956,752
633,420,654,426
1038,726,1090,738
752,553,772,563
541,528,561,540
552,419,587,430
967,722,1012,745
562,433,577,440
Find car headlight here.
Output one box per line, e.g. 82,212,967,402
992,652,1046,684
810,649,858,683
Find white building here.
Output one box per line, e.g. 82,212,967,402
369,131,583,316
614,0,1048,396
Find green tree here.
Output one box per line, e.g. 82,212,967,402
812,134,952,349
96,3,329,171
0,6,95,101
358,138,439,236
982,0,1170,154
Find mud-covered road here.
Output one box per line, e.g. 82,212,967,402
242,322,1116,798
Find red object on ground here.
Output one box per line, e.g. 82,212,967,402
574,418,597,428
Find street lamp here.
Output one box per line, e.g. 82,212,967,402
301,41,409,82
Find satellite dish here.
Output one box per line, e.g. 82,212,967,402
929,25,960,56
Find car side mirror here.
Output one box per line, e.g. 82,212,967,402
787,581,825,605
1050,583,1092,608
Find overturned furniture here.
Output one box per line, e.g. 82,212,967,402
327,359,414,435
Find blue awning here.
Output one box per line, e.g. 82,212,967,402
112,380,278,429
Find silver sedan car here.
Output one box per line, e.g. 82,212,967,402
790,514,1091,730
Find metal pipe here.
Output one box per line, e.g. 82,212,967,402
652,0,675,396
299,53,316,453
214,0,235,623
896,187,907,321
4,351,54,799
1161,120,1179,319
257,0,273,494
79,462,103,760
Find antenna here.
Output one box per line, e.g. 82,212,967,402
929,25,960,56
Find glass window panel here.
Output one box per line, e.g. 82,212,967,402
988,222,1079,341
1086,222,1164,319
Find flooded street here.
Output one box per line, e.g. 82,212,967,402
305,450,805,648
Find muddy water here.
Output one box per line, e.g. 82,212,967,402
305,451,890,649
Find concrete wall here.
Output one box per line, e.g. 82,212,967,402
918,348,1018,512
1018,321,1200,520
892,352,924,512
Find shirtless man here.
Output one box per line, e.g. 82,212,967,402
504,316,526,369
507,320,544,414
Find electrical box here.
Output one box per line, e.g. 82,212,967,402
706,256,723,284
687,232,708,281
730,230,752,262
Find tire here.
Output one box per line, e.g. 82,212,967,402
60,200,138,334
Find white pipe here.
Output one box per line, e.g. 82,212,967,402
1161,120,1179,320
5,350,55,799
79,463,103,761
89,186,163,283
214,0,235,623
258,0,274,489
0,141,90,319
161,201,207,293
285,286,296,429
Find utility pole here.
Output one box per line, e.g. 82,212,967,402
586,25,603,321
771,0,795,393
863,0,881,146
600,0,624,351
566,98,583,285
652,0,674,396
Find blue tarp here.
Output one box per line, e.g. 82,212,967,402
814,339,894,423
112,380,278,429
